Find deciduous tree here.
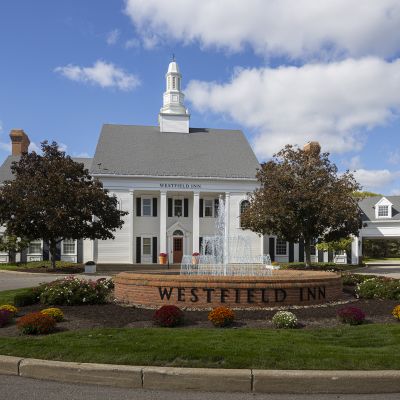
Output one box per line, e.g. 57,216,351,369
0,141,127,268
241,143,362,266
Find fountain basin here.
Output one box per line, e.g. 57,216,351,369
114,270,342,309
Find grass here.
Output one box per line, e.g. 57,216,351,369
0,324,400,370
0,287,34,305
0,261,82,272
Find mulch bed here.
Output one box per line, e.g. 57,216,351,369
0,285,398,337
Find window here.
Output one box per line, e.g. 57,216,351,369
173,230,184,236
142,198,152,216
62,239,76,255
172,76,176,89
310,243,316,256
276,239,287,256
378,205,389,217
204,199,214,217
174,199,183,217
142,238,152,255
240,200,250,228
28,240,42,254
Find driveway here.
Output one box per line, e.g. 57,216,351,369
354,263,400,279
0,271,110,291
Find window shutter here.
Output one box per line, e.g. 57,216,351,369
136,237,141,263
318,249,324,262
136,197,141,217
214,199,219,217
269,237,275,261
168,198,173,217
289,242,294,262
346,246,352,264
328,250,333,262
298,239,304,262
199,199,203,217
184,198,189,217
199,237,203,253
152,237,157,264
152,198,157,217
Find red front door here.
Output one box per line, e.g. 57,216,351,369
173,237,183,263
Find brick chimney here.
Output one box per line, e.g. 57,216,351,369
303,141,321,156
9,129,30,156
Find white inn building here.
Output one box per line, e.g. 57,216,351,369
1,60,399,265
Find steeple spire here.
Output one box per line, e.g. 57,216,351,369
159,58,190,133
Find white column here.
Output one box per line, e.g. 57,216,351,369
224,192,230,265
160,191,167,255
192,192,200,253
129,190,134,264
351,236,359,265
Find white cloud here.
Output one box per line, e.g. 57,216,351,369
73,151,91,158
0,120,11,152
124,0,400,59
185,57,400,159
344,155,363,171
106,29,120,45
54,60,140,91
353,169,400,190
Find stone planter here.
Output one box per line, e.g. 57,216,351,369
84,262,96,274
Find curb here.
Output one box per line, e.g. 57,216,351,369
1,355,400,393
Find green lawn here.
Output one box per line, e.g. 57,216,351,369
0,324,400,370
0,287,34,305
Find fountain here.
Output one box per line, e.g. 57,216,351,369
115,197,343,309
180,196,273,276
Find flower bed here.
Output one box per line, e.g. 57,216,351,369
17,312,57,335
208,306,235,327
272,311,298,328
39,277,114,306
337,306,365,325
153,305,184,327
356,277,400,300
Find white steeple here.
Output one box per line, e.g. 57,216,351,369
159,58,190,133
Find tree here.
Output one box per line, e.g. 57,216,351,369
0,234,30,263
352,191,381,198
0,141,127,269
241,144,362,266
316,237,352,253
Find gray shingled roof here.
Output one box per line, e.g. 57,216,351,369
0,155,92,182
358,196,400,221
90,124,260,179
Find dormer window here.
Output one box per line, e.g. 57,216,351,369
374,197,393,219
378,205,389,217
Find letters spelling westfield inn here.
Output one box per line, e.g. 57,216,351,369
0,60,394,265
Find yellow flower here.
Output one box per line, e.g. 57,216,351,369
40,307,64,322
392,305,400,321
0,304,18,316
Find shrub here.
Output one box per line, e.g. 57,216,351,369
208,306,235,327
39,277,114,306
13,290,41,307
337,306,365,325
0,304,18,316
41,307,64,322
272,311,298,329
17,312,57,335
279,262,354,272
356,277,400,300
342,274,370,286
392,305,400,321
153,305,184,327
0,310,13,328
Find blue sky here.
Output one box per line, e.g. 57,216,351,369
1,0,400,194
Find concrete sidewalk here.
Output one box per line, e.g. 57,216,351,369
1,356,400,394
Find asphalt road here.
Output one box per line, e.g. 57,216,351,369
0,271,110,291
355,263,400,279
1,375,400,400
